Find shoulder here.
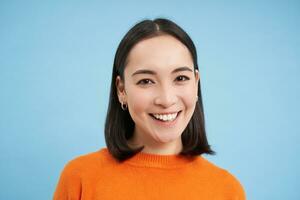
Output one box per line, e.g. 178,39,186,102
217,169,246,199
59,147,111,178
196,156,246,199
54,148,113,199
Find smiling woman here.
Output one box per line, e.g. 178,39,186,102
116,34,201,155
53,18,246,200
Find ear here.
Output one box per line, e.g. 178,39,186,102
194,69,200,101
115,75,127,103
194,69,200,85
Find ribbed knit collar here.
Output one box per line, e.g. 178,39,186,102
101,148,198,169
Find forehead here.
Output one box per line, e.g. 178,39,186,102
125,34,194,73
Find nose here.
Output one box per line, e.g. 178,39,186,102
153,85,178,108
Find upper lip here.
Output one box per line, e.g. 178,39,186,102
150,111,181,115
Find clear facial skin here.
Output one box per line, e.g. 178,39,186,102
116,34,199,155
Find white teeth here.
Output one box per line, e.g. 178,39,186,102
152,112,178,121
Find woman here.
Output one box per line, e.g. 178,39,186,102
53,18,246,200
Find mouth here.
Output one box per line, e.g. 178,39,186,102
149,111,182,122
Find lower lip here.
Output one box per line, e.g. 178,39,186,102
149,111,181,127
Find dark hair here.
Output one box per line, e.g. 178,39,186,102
105,18,215,162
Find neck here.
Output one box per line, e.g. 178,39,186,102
142,142,183,155
128,132,183,155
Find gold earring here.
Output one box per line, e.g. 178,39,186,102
121,102,128,110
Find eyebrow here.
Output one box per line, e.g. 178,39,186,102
131,66,193,77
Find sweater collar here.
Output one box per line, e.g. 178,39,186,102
102,148,198,169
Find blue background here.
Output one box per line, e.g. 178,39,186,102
1,0,299,199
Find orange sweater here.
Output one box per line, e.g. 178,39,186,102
53,148,246,200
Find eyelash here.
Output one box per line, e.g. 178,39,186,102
137,75,190,85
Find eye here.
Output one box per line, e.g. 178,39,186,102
137,79,154,85
175,75,190,82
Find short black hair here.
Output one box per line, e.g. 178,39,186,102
105,18,215,162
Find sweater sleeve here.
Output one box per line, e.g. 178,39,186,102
53,161,82,200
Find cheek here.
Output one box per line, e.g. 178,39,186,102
179,85,198,108
126,88,153,113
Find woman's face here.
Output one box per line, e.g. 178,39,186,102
116,34,199,154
